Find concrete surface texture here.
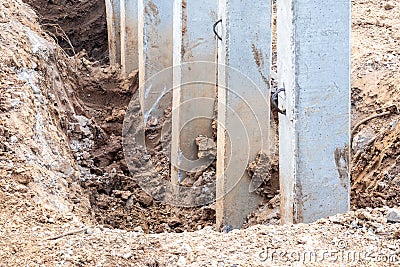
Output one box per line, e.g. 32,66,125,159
216,0,273,229
277,0,351,224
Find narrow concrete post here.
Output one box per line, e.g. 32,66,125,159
120,0,138,77
105,0,121,65
216,0,272,230
170,0,218,185
277,0,351,224
138,0,174,121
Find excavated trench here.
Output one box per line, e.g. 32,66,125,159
22,0,400,233
24,0,109,64
23,0,219,234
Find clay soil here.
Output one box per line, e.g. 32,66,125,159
0,0,399,266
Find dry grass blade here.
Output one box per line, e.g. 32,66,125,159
42,23,76,56
46,227,90,241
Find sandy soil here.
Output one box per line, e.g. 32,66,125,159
0,0,399,266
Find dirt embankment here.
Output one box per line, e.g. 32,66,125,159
1,0,216,236
350,0,400,210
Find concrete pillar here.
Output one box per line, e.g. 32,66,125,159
105,0,121,65
216,0,272,230
138,0,174,122
277,0,351,224
120,0,138,77
170,0,218,185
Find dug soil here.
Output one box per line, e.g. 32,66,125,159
0,0,399,266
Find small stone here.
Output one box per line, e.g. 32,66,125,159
47,217,55,223
196,136,217,159
167,217,183,228
392,176,400,186
113,190,132,201
387,209,400,223
203,226,213,232
15,168,25,174
133,226,144,233
384,2,395,10
14,173,33,185
350,219,359,229
377,182,387,191
122,253,132,259
138,191,153,207
181,243,192,253
221,225,234,233
86,228,93,235
393,230,400,239
177,256,187,266
125,195,135,209
121,191,132,201
10,136,18,143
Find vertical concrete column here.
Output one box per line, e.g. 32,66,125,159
120,0,138,77
216,0,272,230
170,0,218,185
277,0,351,224
138,0,174,121
105,0,121,65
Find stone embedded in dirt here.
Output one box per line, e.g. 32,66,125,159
10,136,18,143
177,255,187,266
133,226,144,233
394,230,400,239
384,2,395,10
387,209,400,223
122,252,132,259
167,217,183,228
14,173,33,185
247,152,273,194
195,136,216,159
137,191,153,207
0,125,7,136
112,190,132,201
244,195,280,227
221,225,234,233
392,176,400,186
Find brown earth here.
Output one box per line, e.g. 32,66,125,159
350,0,400,210
23,0,109,63
0,0,215,236
0,0,399,266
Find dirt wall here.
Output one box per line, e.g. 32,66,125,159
24,0,109,64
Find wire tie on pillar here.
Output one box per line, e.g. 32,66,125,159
213,19,222,41
271,88,286,115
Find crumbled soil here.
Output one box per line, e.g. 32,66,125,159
0,0,400,265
